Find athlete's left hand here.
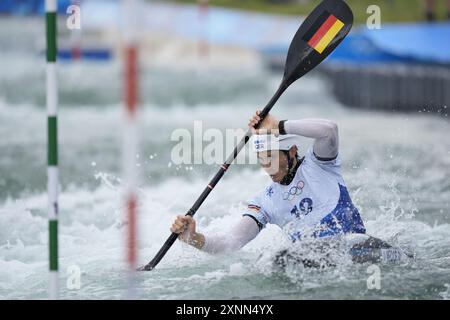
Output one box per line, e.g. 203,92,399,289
248,110,280,135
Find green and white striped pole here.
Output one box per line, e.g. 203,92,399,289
46,0,59,300
122,0,139,299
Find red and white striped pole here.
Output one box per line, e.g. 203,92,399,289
46,0,59,300
122,0,139,298
198,0,209,59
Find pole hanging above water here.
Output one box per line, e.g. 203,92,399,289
122,0,140,299
197,0,210,60
46,0,59,300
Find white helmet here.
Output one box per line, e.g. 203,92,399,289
252,134,302,153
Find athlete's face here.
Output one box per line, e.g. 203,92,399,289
257,150,289,183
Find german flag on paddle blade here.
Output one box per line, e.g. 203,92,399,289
303,11,345,54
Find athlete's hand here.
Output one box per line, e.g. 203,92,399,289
170,215,197,242
248,110,280,135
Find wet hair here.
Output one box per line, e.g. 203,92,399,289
279,149,303,186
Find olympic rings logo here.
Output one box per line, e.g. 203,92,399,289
282,180,305,201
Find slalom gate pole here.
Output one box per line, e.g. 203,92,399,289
122,0,139,299
46,0,59,300
198,0,209,59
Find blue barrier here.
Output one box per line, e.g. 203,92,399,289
260,23,450,67
0,0,71,15
330,23,450,66
57,49,112,61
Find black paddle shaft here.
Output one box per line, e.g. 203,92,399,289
140,84,287,271
141,0,353,271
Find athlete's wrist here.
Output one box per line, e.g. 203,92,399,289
186,232,205,249
278,120,287,135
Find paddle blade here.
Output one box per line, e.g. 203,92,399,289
283,0,353,86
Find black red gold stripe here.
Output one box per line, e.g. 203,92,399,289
303,11,345,54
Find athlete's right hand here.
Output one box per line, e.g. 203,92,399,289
170,215,197,242
248,110,280,135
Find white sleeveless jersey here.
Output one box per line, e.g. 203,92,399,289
243,147,366,241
